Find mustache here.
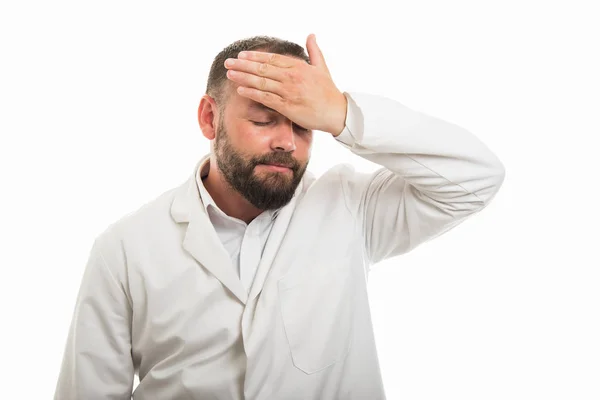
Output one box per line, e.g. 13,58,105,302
253,153,300,170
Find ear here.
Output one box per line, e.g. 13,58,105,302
198,94,219,140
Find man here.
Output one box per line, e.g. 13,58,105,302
54,34,505,399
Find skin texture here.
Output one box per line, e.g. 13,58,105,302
197,34,347,223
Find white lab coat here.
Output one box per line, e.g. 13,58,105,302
54,91,505,399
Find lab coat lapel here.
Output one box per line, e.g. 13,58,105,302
171,161,248,304
247,179,303,304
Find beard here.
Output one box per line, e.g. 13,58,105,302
213,121,308,211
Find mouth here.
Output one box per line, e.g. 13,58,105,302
266,162,292,168
258,163,293,172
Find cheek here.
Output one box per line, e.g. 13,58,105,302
225,123,263,152
296,134,313,159
235,121,270,144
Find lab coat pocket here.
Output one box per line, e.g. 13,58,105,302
278,258,356,375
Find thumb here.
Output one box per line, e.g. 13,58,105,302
306,33,329,72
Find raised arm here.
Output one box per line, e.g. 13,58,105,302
219,34,505,266
335,91,505,265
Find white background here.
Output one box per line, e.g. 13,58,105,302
1,0,598,398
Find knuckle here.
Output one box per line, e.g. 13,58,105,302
258,62,268,75
269,53,278,64
259,76,267,90
260,91,271,102
285,70,297,83
291,82,303,95
285,84,297,98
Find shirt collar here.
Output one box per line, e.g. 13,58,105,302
195,157,281,221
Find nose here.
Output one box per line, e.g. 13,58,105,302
270,120,296,152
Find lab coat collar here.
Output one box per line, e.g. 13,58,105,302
170,153,305,304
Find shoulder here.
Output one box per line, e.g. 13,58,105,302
94,179,186,251
304,162,383,196
300,162,369,207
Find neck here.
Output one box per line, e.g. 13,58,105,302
203,158,263,224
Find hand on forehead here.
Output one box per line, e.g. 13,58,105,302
221,34,347,135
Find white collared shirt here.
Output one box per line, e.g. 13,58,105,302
195,131,354,293
195,161,280,292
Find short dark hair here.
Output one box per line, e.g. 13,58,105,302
206,36,310,111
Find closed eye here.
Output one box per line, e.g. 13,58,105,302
251,121,310,132
251,121,273,126
294,124,310,132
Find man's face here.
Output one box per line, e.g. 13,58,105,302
213,88,313,210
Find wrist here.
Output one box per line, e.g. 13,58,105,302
328,91,348,137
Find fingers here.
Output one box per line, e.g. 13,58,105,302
306,34,329,74
223,50,302,117
236,86,285,113
226,69,283,96
224,57,289,83
238,51,298,68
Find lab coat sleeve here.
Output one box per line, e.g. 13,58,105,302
334,91,505,266
54,237,134,400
